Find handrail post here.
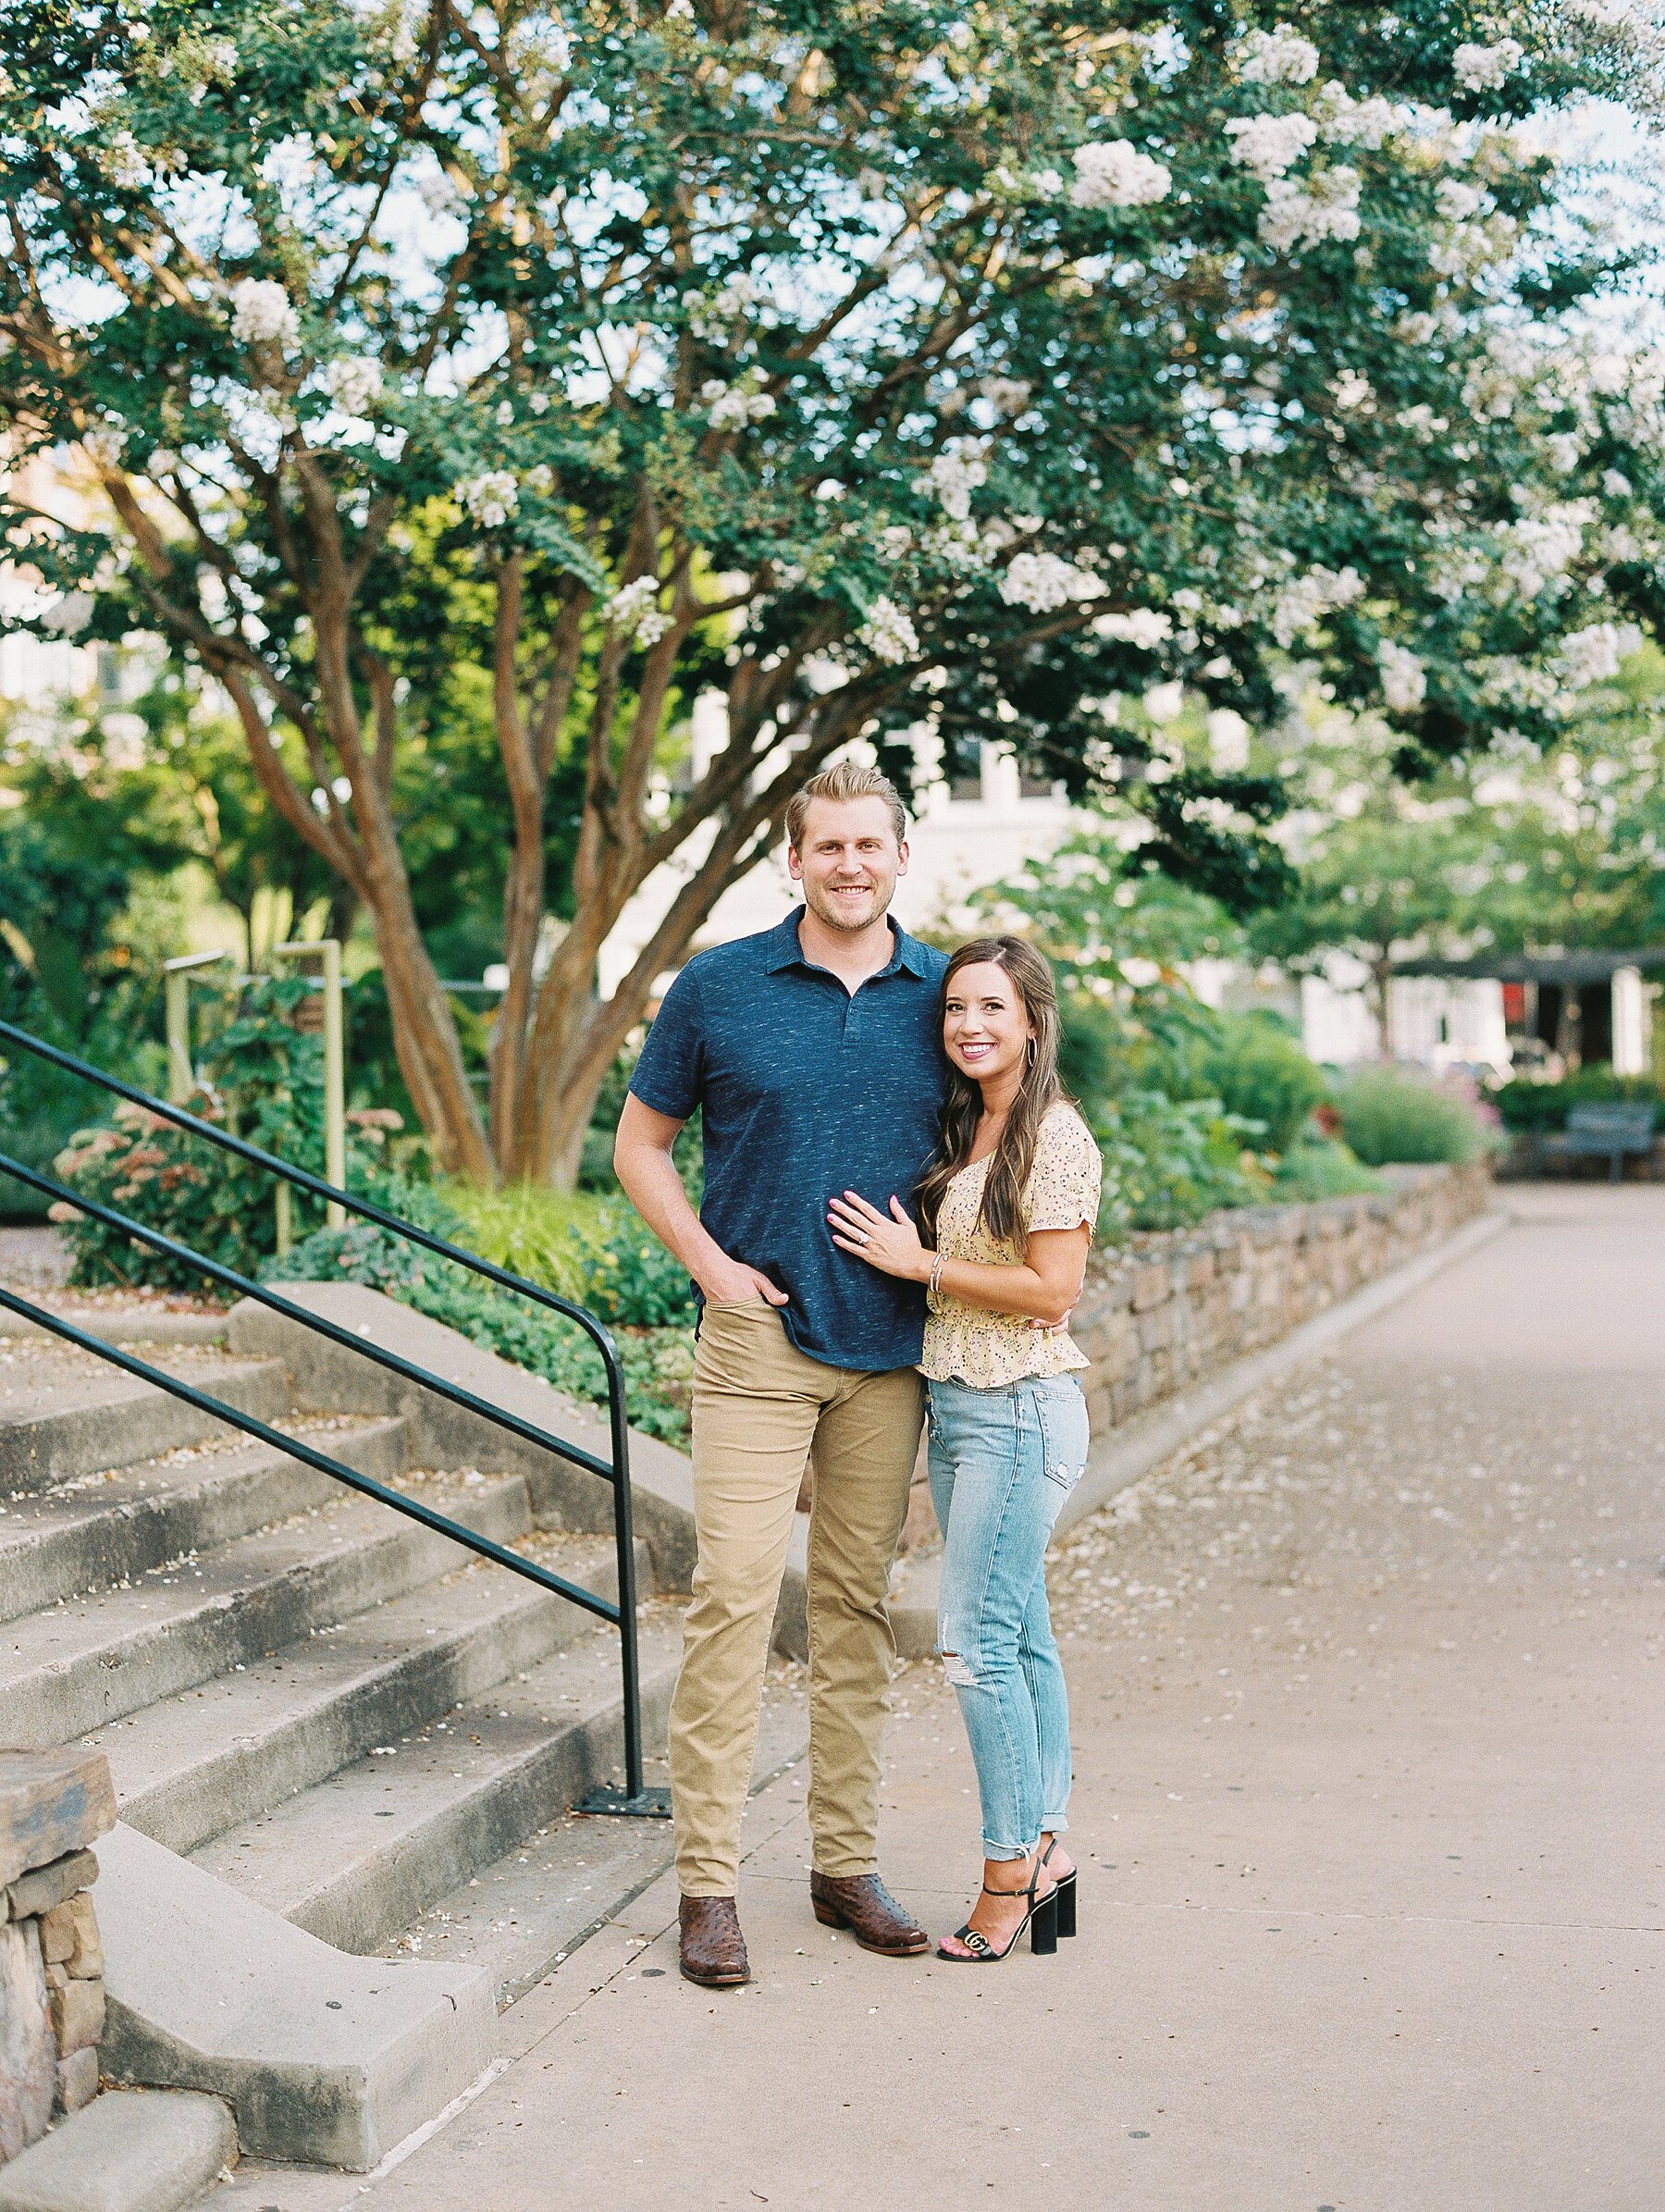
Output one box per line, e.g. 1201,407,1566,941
162,951,228,1104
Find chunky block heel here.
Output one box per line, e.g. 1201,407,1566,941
1030,1889,1059,1956
1042,1839,1078,1938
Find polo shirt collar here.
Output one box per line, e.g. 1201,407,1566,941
764,908,931,980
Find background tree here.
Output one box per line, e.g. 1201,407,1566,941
3,0,1660,1181
1252,641,1665,1052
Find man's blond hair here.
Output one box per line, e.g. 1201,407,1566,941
784,761,908,854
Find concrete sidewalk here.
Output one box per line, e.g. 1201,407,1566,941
215,1186,1663,2212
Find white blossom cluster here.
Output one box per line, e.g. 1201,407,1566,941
1496,501,1591,599
862,596,919,664
1225,111,1317,181
458,470,518,527
981,376,1033,415
1092,608,1173,649
1453,38,1524,91
930,440,988,521
605,575,672,647
1378,640,1427,712
230,278,300,352
700,377,776,430
1428,208,1521,281
1069,140,1173,208
684,272,761,341
1205,706,1251,769
1558,619,1641,686
1331,368,1373,410
922,520,993,574
1237,23,1320,84
998,550,1095,612
1260,166,1361,253
1314,83,1402,148
1273,564,1364,646
98,130,152,188
322,356,382,415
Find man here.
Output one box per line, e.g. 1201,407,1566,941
614,761,949,1987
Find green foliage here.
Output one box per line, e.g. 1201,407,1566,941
50,981,397,1288
1329,1066,1491,1166
1491,1066,1665,1132
438,1178,697,1328
1202,1013,1331,1155
3,0,1659,1176
271,1217,695,1445
439,1182,612,1304
0,734,183,1217
1089,1089,1269,1238
1274,1134,1385,1202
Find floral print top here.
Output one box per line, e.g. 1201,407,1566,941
919,1103,1104,1389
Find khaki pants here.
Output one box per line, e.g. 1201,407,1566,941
670,1302,924,1896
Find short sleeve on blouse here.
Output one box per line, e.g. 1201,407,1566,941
1025,1106,1103,1235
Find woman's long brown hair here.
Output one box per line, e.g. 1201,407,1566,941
917,935,1068,1260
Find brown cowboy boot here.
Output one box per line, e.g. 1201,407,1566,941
679,1895,750,1987
809,1871,930,1957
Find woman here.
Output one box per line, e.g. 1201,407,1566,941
828,934,1101,1962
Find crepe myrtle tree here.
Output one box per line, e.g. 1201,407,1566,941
3,2,1662,1182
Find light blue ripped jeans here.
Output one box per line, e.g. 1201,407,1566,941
927,1373,1090,1861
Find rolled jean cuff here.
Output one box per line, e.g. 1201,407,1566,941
1042,1813,1069,1835
982,1837,1037,1862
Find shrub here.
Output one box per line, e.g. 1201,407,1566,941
1330,1065,1490,1166
1091,1089,1269,1238
49,981,402,1290
1491,1066,1663,1133
438,1180,697,1328
270,1219,695,1445
1274,1133,1385,1201
1202,1013,1330,1155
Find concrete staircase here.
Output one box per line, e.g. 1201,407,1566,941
0,1302,744,2171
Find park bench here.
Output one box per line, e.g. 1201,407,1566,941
1559,1101,1658,1182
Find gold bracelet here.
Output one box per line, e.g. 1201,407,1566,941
928,1252,945,1304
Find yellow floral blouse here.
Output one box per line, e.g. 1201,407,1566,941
919,1103,1104,1389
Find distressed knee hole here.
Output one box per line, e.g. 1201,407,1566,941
941,1650,980,1688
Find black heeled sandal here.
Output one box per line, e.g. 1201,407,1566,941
937,1858,1058,1962
1042,1838,1078,1940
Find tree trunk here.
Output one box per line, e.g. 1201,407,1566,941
358,863,495,1184
1372,951,1394,1060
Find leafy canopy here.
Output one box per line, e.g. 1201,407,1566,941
3,0,1662,919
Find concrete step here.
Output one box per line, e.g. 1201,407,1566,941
110,1531,642,1858
388,1662,809,2008
96,1825,494,2172
0,2086,236,2212
0,1470,536,1746
0,1341,290,1493
0,1414,409,1626
191,1606,685,1957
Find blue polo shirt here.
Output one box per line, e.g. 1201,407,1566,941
628,909,950,1371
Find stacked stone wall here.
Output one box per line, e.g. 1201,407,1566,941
1071,1160,1491,1440
0,1749,116,2164
896,1158,1491,1551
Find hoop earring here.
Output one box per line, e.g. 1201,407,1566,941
1026,1037,1037,1067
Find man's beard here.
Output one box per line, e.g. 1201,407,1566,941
806,879,892,933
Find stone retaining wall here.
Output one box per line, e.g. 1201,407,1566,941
1071,1159,1491,1440
0,1749,117,2164
899,1158,1491,1549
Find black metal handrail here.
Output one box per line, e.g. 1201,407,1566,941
0,1018,668,1818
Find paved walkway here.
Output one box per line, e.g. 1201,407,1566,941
217,1186,1663,2212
